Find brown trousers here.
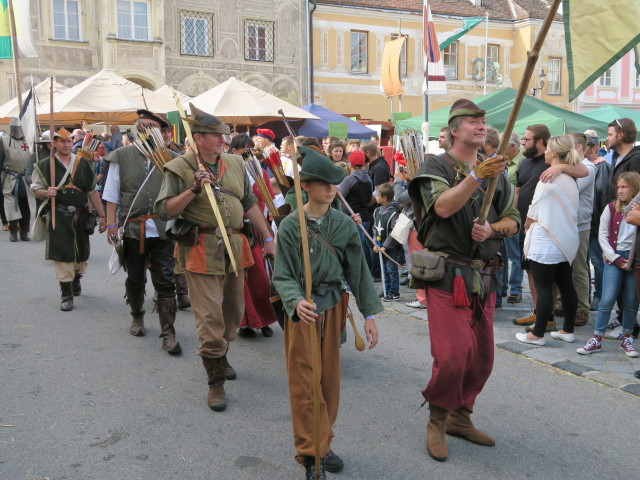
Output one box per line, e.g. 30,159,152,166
284,293,349,464
186,270,245,358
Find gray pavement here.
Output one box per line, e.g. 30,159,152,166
2,233,640,480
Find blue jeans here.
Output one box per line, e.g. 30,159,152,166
588,235,604,300
382,246,402,295
504,232,524,295
594,250,638,335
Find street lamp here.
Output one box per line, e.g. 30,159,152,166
531,69,546,97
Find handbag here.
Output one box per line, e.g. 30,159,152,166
167,218,199,247
390,213,413,244
410,249,449,282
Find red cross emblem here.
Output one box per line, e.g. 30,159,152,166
21,143,29,151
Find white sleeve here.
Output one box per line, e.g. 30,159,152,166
101,162,121,204
598,206,618,264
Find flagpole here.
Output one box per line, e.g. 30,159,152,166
478,0,562,225
7,0,22,111
483,12,488,96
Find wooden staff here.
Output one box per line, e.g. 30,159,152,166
171,88,238,275
49,77,56,229
277,109,321,478
478,0,562,224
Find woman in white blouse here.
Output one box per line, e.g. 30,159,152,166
516,135,580,346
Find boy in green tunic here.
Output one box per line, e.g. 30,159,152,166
273,146,383,480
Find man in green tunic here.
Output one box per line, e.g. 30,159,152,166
273,146,382,480
155,105,275,412
31,128,106,311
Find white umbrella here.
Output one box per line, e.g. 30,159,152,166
0,79,68,121
189,76,318,128
150,85,192,113
36,69,180,125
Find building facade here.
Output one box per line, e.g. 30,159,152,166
0,0,309,109
312,0,572,122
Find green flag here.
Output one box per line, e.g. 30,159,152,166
564,0,640,101
438,17,484,51
0,0,11,59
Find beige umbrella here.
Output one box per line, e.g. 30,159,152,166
189,76,318,128
150,85,192,113
0,79,68,122
35,69,177,125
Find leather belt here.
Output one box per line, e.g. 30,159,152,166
126,214,159,254
446,255,500,274
199,226,243,259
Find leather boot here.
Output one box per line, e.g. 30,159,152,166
426,406,449,461
446,407,495,446
221,354,236,380
72,274,82,296
157,297,181,354
9,221,18,242
60,282,74,311
126,289,146,336
202,357,226,411
20,231,30,241
174,273,191,309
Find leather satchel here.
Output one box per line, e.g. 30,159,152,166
168,218,199,247
410,249,449,282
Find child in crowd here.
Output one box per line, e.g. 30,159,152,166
273,146,381,480
577,172,640,357
373,182,403,301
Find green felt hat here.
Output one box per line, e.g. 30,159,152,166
448,98,485,124
298,145,345,185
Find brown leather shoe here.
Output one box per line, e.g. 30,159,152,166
574,311,589,327
426,406,449,461
203,357,226,411
446,407,495,446
162,336,182,355
207,383,226,412
512,312,536,326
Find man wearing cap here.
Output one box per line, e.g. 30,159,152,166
31,128,107,310
273,146,382,479
408,99,520,462
103,109,182,354
155,104,276,412
254,128,278,155
0,118,36,242
337,149,375,274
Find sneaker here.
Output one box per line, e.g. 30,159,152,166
550,331,576,343
382,293,400,302
605,326,624,340
525,321,556,333
620,337,639,357
513,312,536,326
607,320,621,330
577,337,602,355
406,300,426,309
507,294,522,304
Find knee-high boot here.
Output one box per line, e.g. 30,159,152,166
156,297,181,354
202,357,226,411
426,406,449,461
126,289,146,336
175,273,191,309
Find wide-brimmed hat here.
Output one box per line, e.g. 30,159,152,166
299,146,345,185
184,103,230,135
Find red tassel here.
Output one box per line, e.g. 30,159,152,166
452,268,470,307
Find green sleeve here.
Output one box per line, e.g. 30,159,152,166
341,219,384,318
154,170,185,219
272,216,305,322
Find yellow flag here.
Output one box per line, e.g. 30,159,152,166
564,0,640,101
381,37,405,97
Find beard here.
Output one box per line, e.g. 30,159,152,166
523,146,540,158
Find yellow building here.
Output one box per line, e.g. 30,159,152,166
312,0,573,123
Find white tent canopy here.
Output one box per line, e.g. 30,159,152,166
0,79,69,121
189,77,318,127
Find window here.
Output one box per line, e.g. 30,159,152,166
486,44,499,83
547,58,561,94
53,0,81,41
391,34,408,77
117,0,149,41
443,42,458,80
350,31,368,73
599,69,612,86
180,11,213,57
636,72,640,88
244,19,274,62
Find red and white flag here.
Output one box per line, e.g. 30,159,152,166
422,1,446,95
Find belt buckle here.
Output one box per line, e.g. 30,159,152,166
470,259,485,270
214,226,222,238
68,206,77,213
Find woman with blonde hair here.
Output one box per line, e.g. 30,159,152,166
516,135,581,346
